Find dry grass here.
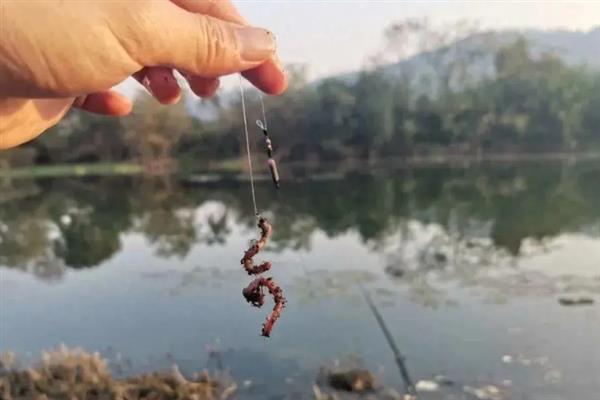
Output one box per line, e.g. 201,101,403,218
0,346,235,400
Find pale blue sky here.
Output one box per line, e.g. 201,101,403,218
115,1,600,95
236,0,600,79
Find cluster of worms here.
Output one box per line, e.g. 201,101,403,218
241,217,286,337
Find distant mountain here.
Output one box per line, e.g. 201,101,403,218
189,27,600,119
522,27,600,67
332,26,600,87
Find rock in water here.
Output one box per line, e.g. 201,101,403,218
326,368,376,392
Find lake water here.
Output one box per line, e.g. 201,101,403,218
1,160,599,399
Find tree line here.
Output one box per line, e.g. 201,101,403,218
2,22,599,170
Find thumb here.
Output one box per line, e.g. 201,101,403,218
129,1,276,78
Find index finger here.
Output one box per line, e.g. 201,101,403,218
171,0,287,95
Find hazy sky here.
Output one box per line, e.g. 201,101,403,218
236,0,600,79
115,1,600,95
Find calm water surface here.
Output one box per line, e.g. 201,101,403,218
1,161,599,399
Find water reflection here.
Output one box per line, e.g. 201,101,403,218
382,219,600,306
2,161,599,280
2,161,600,399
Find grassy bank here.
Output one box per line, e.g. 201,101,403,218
2,152,599,180
0,162,143,179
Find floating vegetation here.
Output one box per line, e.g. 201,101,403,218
293,269,379,304
558,296,594,306
462,384,503,400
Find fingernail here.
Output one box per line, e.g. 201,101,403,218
236,27,276,62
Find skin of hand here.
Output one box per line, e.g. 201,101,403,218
0,0,287,149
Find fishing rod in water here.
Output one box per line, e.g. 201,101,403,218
358,283,420,399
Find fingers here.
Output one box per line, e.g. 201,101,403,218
141,0,286,98
134,2,275,78
74,91,132,116
134,66,224,102
243,59,288,95
135,66,221,101
172,0,288,94
133,67,182,104
186,76,221,97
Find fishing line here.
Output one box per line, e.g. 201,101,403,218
258,92,268,131
254,89,280,189
239,75,259,219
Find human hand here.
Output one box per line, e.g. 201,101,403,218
0,0,287,149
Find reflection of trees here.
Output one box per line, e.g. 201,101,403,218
47,179,133,269
200,212,231,246
133,179,198,258
383,219,600,306
1,161,599,282
384,220,517,307
0,210,55,269
55,217,121,268
0,182,65,280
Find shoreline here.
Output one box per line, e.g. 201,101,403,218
1,152,599,180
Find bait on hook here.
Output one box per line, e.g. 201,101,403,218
241,217,286,337
238,77,286,337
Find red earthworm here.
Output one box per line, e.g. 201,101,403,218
242,276,286,337
241,217,272,275
240,217,286,337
